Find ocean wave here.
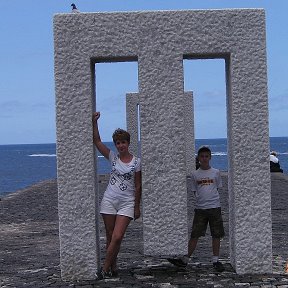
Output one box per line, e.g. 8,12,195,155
28,154,56,157
195,152,227,156
211,152,288,156
212,152,227,156
28,154,106,158
210,152,287,156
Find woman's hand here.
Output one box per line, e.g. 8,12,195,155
134,206,141,220
92,112,100,123
92,111,110,159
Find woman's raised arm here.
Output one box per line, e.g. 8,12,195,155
92,112,110,160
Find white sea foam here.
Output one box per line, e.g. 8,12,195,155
28,154,105,158
212,152,227,156
28,154,56,157
194,152,227,156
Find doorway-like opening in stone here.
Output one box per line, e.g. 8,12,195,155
93,60,139,174
184,58,227,170
183,57,229,262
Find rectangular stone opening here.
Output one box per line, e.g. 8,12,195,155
92,60,139,174
184,58,227,169
183,58,229,260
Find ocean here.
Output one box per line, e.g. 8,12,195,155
0,137,287,197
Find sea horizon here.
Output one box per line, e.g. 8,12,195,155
1,135,287,146
0,136,287,197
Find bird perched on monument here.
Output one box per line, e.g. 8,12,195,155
71,3,80,13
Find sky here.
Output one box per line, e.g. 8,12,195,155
0,0,287,144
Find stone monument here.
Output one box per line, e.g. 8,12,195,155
54,8,271,280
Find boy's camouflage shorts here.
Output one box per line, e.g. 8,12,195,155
190,207,225,238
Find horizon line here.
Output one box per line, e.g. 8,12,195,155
0,135,287,146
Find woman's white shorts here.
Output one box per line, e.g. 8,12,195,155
100,195,135,219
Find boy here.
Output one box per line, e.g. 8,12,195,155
168,146,225,272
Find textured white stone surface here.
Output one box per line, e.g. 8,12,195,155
126,92,140,157
184,92,194,176
54,8,271,279
126,91,195,237
183,92,195,234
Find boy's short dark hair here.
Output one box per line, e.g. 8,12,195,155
197,146,211,157
112,128,130,144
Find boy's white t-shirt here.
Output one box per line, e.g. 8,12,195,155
104,151,141,201
191,167,222,209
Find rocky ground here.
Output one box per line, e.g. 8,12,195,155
0,173,288,287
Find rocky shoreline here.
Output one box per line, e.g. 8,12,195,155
0,173,288,287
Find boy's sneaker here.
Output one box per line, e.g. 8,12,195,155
167,257,188,268
95,268,112,280
213,261,225,272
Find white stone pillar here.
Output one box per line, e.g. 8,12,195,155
126,92,140,157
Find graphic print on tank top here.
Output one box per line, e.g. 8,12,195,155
110,155,138,191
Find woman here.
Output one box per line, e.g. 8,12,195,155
92,112,141,280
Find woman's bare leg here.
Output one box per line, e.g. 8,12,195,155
102,215,131,272
102,214,116,271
